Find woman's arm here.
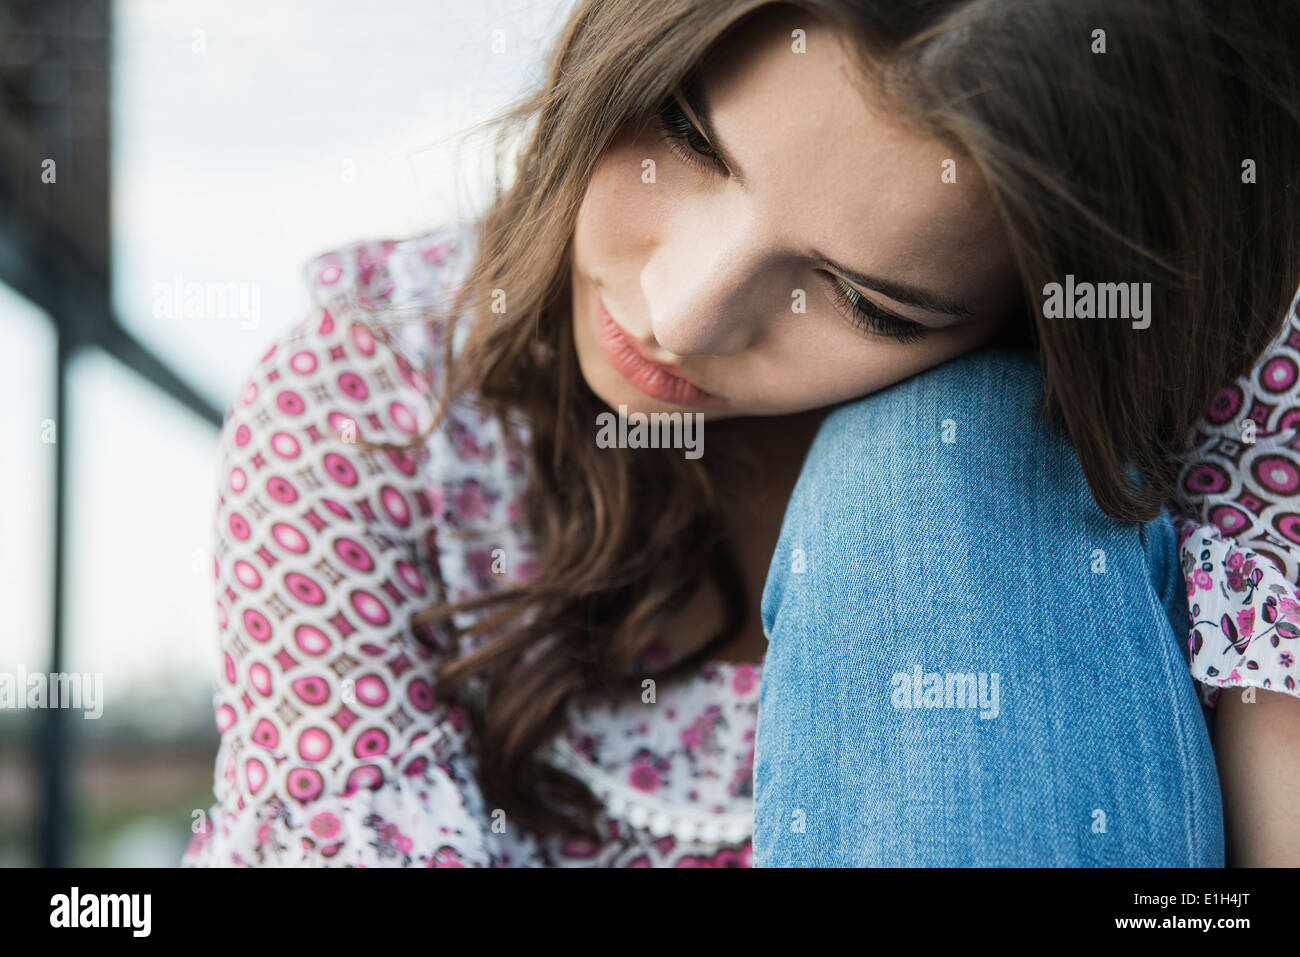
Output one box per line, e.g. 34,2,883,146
1175,524,1300,868
183,300,507,867
1214,687,1300,866
1168,288,1300,868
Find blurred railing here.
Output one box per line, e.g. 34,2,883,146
0,0,221,867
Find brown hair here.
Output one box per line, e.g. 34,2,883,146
343,0,1300,838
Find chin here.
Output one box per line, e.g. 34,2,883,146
592,381,698,417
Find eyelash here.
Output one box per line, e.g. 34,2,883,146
655,92,926,345
654,93,725,174
823,276,927,343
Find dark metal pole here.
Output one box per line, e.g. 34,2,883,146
37,329,71,868
1,0,219,867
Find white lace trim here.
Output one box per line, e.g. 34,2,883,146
541,735,754,845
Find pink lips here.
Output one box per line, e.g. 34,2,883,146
595,299,722,405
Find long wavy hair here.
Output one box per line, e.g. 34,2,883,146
341,0,1300,838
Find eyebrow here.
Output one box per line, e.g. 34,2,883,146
679,82,976,324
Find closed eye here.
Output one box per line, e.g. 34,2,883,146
654,91,726,175
654,90,930,345
821,274,927,344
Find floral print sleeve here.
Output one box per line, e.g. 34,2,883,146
1171,284,1300,706
182,226,546,866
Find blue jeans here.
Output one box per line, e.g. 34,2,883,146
753,348,1224,866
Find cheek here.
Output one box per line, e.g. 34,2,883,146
734,323,997,416
574,137,678,272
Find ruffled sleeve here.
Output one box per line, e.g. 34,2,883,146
181,239,541,866
1171,285,1300,707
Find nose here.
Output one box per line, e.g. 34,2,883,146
640,216,778,357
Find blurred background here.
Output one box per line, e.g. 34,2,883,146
0,0,574,866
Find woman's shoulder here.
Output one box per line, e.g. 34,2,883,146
298,220,483,381
215,219,515,546
224,219,490,445
225,220,535,599
301,220,482,311
1175,284,1300,580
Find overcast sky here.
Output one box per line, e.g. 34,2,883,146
2,0,574,728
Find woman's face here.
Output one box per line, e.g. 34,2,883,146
570,7,1020,420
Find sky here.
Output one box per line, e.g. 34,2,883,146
1,0,575,731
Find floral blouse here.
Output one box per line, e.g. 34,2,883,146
182,222,1300,867
1173,291,1300,703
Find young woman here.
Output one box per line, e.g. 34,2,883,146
183,0,1300,867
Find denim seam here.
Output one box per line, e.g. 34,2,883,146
1133,518,1203,866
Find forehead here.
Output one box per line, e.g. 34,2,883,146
697,10,1008,277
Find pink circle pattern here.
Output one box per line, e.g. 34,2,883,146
1171,285,1300,705
1174,290,1300,583
182,225,760,868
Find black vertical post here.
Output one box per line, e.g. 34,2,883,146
25,0,113,870
0,0,218,867
39,329,70,867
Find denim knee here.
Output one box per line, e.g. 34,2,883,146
762,346,1187,640
754,347,1222,866
761,347,1107,632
